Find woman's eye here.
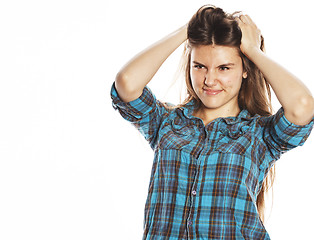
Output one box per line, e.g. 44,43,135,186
194,64,204,69
219,66,229,71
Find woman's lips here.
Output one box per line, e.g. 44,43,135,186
203,88,223,95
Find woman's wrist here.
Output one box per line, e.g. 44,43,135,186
243,47,264,63
178,24,188,42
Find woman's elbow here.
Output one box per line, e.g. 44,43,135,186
115,71,143,102
115,70,131,88
289,95,314,125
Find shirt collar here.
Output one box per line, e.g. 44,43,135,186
180,100,253,125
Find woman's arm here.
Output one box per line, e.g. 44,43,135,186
115,25,187,102
237,15,314,125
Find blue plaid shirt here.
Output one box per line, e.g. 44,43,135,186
111,84,313,240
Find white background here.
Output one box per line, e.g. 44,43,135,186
0,0,313,239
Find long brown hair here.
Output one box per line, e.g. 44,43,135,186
182,5,275,222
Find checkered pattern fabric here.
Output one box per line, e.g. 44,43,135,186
111,84,313,240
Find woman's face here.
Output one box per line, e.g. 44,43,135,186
190,45,247,115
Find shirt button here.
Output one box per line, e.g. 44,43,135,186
192,190,197,196
188,221,193,226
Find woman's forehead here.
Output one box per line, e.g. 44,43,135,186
190,45,242,64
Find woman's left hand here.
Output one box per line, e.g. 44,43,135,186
236,15,314,126
236,15,262,57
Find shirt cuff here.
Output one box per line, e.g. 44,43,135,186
110,83,157,121
274,107,314,147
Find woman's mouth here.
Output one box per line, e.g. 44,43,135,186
203,88,223,95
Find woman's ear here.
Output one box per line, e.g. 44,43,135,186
242,71,248,79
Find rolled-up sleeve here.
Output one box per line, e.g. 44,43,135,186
110,83,168,149
259,107,314,169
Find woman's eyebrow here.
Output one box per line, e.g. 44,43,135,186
192,61,205,65
192,61,236,67
217,63,235,67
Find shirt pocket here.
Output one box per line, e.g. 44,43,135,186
157,119,196,150
215,125,251,155
215,126,258,184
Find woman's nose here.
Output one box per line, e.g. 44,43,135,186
204,71,217,87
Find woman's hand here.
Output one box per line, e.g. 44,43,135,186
235,15,314,125
236,15,262,58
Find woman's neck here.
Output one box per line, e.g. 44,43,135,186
193,104,241,126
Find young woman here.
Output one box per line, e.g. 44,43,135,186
111,5,314,239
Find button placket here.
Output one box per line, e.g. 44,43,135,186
187,125,206,239
186,161,200,238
